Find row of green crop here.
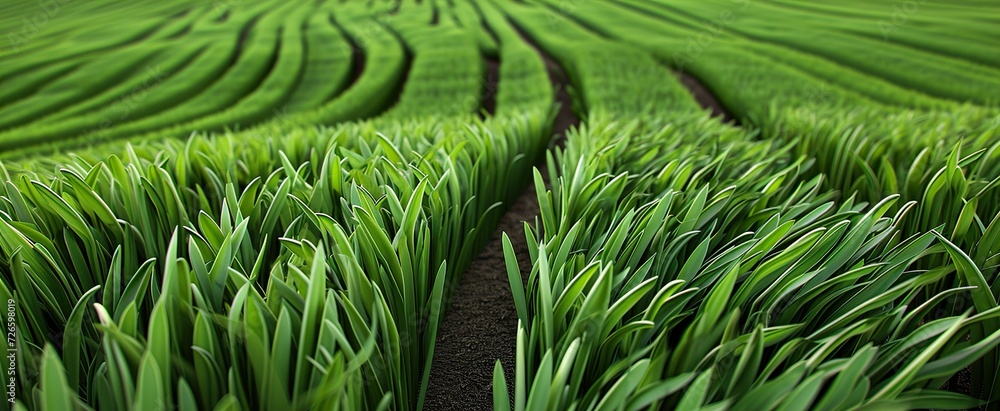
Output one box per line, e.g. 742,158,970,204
0,0,381,157
59,0,269,119
531,0,1000,238
526,0,1000,302
449,0,500,58
0,1,205,79
477,0,551,114
0,2,559,408
608,0,953,111
133,3,314,140
1,0,536,157
273,14,406,127
0,109,552,410
283,14,355,113
1,22,166,103
489,1,1000,408
0,0,200,59
0,43,171,131
754,0,1000,67
535,0,932,112
498,114,1000,411
637,0,1000,106
0,0,280,151
378,4,485,120
498,1,699,119
725,0,999,55
0,2,401,159
634,23,1000,264
44,0,292,136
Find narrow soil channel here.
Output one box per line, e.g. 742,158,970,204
481,58,500,117
424,35,579,410
343,28,367,87
235,15,263,56
675,71,739,125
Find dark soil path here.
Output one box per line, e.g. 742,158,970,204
481,58,500,116
423,32,579,411
347,36,366,87
675,71,738,124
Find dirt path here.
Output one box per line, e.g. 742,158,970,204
481,58,499,116
424,35,578,410
422,179,540,410
675,71,739,125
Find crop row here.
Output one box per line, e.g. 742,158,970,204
1,0,398,157
501,110,1000,411
1,111,552,410
490,0,1000,409
521,0,1000,238
0,1,558,408
379,6,484,120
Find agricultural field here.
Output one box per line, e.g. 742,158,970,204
1,0,999,409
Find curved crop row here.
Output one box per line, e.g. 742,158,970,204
499,1,699,119
0,44,168,132
282,14,355,113
477,0,552,114
499,114,1000,410
490,3,1000,409
379,8,484,120
1,109,552,411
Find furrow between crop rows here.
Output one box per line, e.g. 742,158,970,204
425,33,579,407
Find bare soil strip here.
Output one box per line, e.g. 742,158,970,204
675,71,739,124
424,36,579,410
346,36,366,87
481,58,500,117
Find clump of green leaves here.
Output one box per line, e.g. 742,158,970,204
495,115,1000,410
0,105,550,409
